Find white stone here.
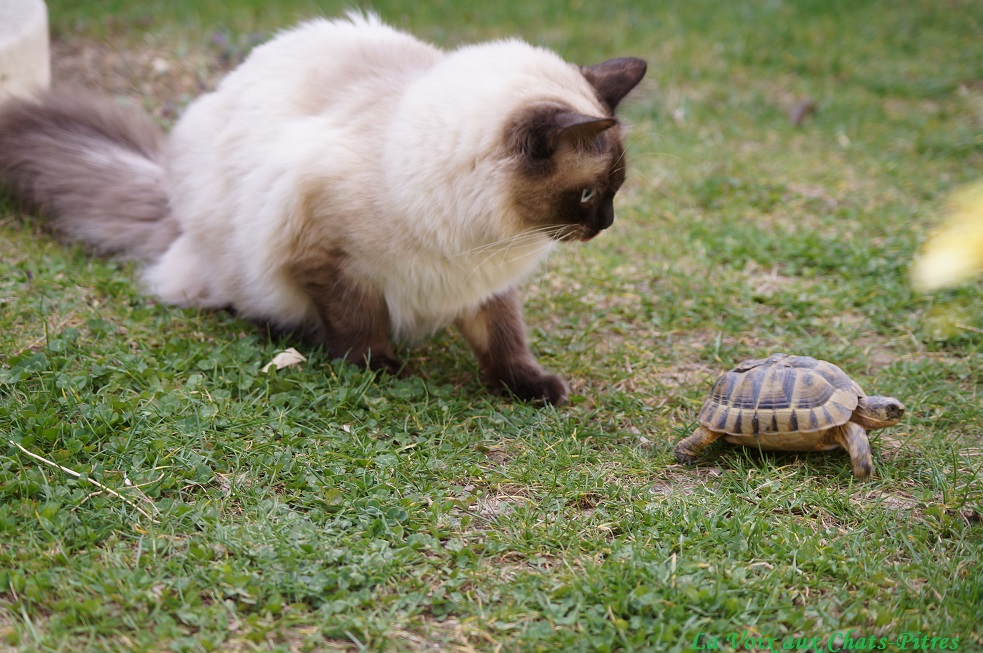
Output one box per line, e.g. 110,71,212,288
0,0,50,100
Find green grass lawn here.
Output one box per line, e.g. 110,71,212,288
2,1,982,651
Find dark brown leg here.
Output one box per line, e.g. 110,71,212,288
288,258,401,374
455,289,568,405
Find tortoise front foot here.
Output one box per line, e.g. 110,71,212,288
674,426,723,465
836,422,873,480
674,449,699,465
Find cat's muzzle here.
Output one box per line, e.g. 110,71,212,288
567,221,611,242
579,209,615,241
579,226,603,241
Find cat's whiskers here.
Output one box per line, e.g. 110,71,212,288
613,147,629,169
467,230,555,277
451,224,560,259
631,148,685,159
626,170,676,201
617,143,682,201
612,147,678,200
534,225,585,277
459,225,565,281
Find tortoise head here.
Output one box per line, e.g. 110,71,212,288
852,396,906,430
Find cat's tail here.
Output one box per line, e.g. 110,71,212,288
0,89,179,260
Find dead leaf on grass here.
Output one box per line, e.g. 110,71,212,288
261,347,307,373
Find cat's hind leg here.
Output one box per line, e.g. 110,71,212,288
455,289,569,405
289,259,402,374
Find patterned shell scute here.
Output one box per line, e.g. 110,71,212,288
697,354,864,436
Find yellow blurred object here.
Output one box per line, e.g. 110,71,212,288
912,182,983,291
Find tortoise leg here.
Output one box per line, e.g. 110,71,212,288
834,422,873,480
674,426,725,465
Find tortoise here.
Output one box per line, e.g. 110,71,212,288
674,353,905,479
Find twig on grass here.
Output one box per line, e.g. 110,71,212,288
122,471,166,511
7,439,161,524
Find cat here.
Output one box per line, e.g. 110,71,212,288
0,13,646,405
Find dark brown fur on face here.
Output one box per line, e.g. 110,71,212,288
504,105,627,242
0,89,179,260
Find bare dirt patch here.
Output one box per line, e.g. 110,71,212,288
650,466,720,497
468,492,528,521
49,32,231,121
648,360,718,391
742,259,803,298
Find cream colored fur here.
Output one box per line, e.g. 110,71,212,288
146,13,611,340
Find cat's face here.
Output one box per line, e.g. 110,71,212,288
504,57,646,242
506,109,626,242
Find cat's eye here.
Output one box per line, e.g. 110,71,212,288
580,188,596,203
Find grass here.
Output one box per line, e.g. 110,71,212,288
2,0,982,651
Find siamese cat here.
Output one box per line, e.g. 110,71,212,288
0,13,646,405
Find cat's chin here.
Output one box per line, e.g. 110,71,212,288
578,228,606,242
553,226,603,242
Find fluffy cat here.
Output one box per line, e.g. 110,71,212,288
0,13,646,405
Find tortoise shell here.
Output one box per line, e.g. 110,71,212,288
698,353,865,437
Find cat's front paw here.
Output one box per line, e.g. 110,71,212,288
364,351,405,376
501,371,570,406
338,346,404,376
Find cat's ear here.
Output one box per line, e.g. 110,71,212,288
580,57,647,112
551,112,617,151
509,107,617,161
